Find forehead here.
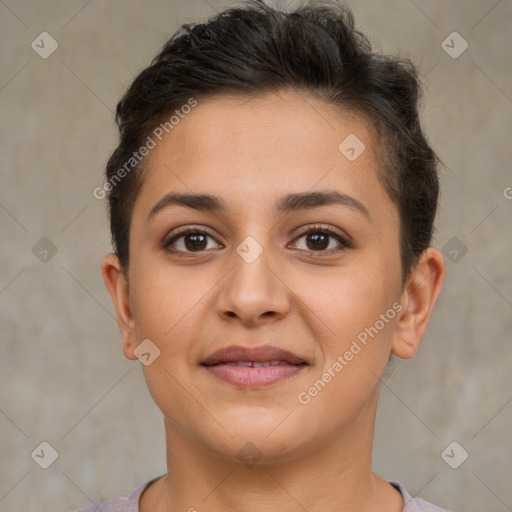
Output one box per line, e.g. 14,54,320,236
133,90,394,224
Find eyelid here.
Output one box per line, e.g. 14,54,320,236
166,224,217,239
292,223,352,244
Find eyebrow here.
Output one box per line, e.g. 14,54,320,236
146,190,370,222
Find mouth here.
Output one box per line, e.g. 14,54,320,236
201,345,309,388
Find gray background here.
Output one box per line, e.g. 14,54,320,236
1,0,511,510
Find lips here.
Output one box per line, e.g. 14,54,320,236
201,345,308,388
202,345,307,366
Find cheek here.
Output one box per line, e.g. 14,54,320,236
299,285,398,418
299,263,399,383
130,261,215,366
309,265,393,330
131,258,188,333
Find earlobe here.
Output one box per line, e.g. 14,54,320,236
391,247,446,360
101,253,139,360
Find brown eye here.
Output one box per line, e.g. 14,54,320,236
304,232,330,251
181,233,208,251
290,225,351,254
163,228,222,255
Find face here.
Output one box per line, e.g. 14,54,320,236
119,90,407,464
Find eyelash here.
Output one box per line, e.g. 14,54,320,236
161,224,352,258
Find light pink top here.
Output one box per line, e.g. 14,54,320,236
73,479,452,511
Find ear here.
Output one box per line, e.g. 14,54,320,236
391,247,446,359
101,253,138,360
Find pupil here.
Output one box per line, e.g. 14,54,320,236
185,234,206,251
308,233,328,250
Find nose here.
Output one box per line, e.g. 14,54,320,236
215,242,290,327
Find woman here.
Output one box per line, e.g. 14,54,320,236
78,1,448,510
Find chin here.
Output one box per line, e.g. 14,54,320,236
192,414,314,467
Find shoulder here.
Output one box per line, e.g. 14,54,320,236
71,481,147,512
392,482,453,512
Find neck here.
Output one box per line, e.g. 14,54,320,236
140,391,403,512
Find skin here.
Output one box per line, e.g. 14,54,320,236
102,89,445,512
